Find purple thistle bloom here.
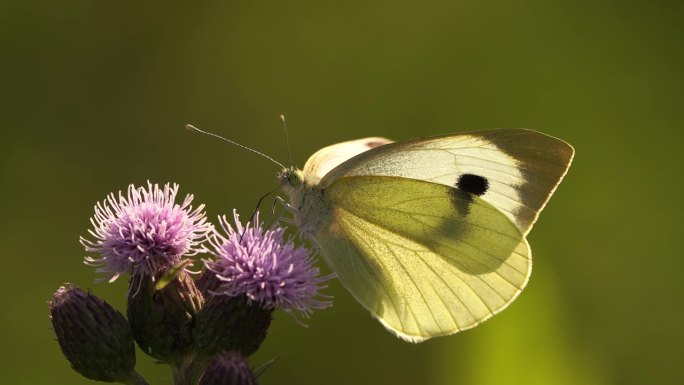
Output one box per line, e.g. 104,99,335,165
80,182,212,282
205,210,332,318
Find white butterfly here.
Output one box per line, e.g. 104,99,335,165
278,129,574,342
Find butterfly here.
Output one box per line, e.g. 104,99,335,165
277,129,574,342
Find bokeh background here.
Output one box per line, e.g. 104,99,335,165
2,1,682,384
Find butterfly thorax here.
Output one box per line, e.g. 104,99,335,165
278,167,332,236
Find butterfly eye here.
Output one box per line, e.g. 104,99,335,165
289,171,304,185
278,169,304,187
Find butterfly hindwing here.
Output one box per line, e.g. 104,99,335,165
313,175,531,341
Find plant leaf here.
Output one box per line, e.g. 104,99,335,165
254,356,280,378
154,260,193,291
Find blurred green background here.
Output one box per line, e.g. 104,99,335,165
1,1,682,384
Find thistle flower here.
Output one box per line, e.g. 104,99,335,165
80,182,211,282
199,352,257,385
205,210,332,318
49,286,147,385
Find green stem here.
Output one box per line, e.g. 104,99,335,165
171,355,210,385
123,371,150,385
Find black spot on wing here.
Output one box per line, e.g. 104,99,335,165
457,174,489,196
451,174,489,216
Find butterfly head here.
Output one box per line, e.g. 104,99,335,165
278,167,305,189
277,167,310,222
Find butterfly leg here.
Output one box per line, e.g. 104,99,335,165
274,195,295,211
269,195,297,227
266,196,291,226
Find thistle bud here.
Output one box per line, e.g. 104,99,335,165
193,293,272,357
127,271,203,363
199,352,257,385
195,268,222,297
49,286,146,384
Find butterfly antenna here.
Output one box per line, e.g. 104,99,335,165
279,115,292,166
186,124,285,169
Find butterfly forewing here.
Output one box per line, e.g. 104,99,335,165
317,129,574,235
302,137,393,186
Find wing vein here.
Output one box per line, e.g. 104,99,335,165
334,213,409,333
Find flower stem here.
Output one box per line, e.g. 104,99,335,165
171,355,210,385
123,371,150,385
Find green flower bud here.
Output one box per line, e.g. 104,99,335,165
195,268,222,297
127,271,203,363
49,286,146,385
193,293,272,357
199,352,257,385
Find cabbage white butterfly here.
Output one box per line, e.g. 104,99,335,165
186,124,573,342
278,129,574,342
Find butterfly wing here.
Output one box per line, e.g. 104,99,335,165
302,137,393,185
312,175,530,342
316,129,574,235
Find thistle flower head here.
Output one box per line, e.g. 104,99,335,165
205,210,331,318
80,182,211,282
